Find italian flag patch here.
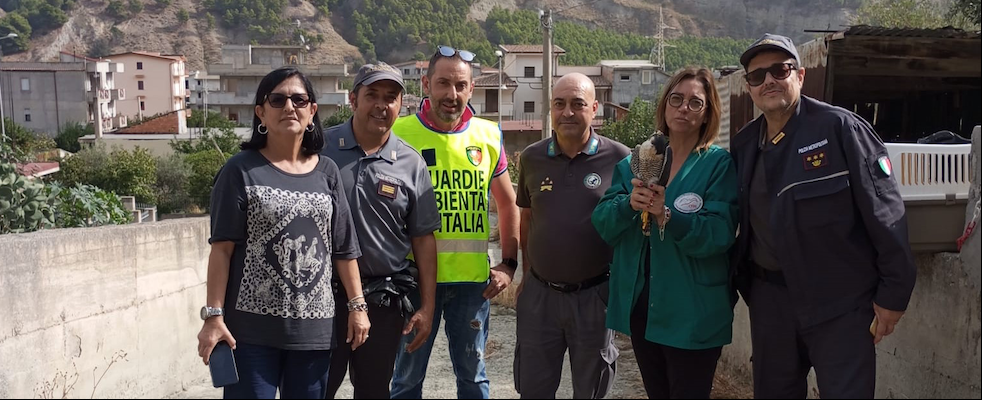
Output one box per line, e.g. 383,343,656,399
878,156,893,176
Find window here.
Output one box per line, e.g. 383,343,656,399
197,92,201,99
524,101,535,113
642,70,653,85
524,67,535,78
136,62,143,70
24,108,31,122
404,69,411,75
21,78,30,91
229,113,238,123
140,101,146,111
138,81,145,90
620,103,630,108
185,79,190,89
620,74,631,82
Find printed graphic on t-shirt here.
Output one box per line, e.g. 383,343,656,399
237,185,336,320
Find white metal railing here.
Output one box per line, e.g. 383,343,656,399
885,143,972,202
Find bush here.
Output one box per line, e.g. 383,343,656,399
155,154,193,214
156,0,171,6
177,9,190,24
185,149,230,211
106,0,128,20
0,162,58,234
47,182,130,227
2,118,56,163
128,0,144,14
600,98,658,149
323,105,353,128
55,123,92,153
57,145,158,204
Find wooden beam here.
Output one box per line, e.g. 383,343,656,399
833,55,981,77
829,37,982,60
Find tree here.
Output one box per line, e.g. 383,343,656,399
853,0,948,28
323,105,353,128
55,123,93,153
128,0,143,14
947,0,982,27
106,0,128,20
57,145,158,204
46,182,130,227
177,8,190,24
185,149,230,210
2,118,55,163
0,13,32,53
600,98,658,149
154,154,192,214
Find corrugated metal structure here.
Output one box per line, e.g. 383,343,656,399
717,25,981,144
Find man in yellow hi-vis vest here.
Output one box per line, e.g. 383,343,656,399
390,46,520,399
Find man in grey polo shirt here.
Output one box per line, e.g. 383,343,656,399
322,63,441,399
514,73,630,398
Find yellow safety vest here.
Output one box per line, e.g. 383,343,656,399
392,114,502,284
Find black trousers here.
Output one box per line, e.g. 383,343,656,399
325,285,406,399
749,277,876,399
629,279,722,399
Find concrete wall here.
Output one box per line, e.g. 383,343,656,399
719,129,982,398
1,67,89,137
0,219,211,399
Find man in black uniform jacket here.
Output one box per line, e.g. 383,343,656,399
730,33,917,399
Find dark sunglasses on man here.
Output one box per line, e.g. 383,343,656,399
264,93,310,108
745,62,797,87
437,45,476,62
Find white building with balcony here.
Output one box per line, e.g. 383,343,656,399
206,45,349,125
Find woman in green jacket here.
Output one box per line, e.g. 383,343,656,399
592,67,738,399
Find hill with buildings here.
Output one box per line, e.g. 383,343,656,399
0,0,865,70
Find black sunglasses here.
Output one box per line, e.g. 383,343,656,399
437,46,476,62
745,63,797,87
265,93,310,108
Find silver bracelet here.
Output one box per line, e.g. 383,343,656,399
347,302,369,312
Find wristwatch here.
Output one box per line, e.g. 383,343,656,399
200,306,224,320
501,258,518,272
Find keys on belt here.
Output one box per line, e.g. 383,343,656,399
531,269,609,293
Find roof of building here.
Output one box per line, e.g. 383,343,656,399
392,60,430,68
115,110,183,135
551,75,612,88
104,51,187,62
499,44,567,54
473,72,519,88
598,60,658,68
843,25,981,39
15,162,60,178
59,51,100,62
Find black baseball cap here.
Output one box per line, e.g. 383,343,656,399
353,62,405,91
740,33,801,69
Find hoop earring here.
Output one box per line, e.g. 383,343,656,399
258,123,268,135
306,124,315,133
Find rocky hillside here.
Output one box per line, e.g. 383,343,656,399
4,0,860,69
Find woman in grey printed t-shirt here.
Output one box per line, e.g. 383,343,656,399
196,67,370,399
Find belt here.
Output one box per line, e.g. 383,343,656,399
531,269,609,293
751,261,786,287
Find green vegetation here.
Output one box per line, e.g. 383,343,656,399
2,118,55,163
600,98,658,149
854,0,981,29
55,123,93,153
0,0,74,53
47,182,131,228
57,145,158,204
323,105,353,128
203,0,289,42
487,8,752,71
1,162,58,233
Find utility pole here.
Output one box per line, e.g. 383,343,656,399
650,5,676,71
540,9,553,140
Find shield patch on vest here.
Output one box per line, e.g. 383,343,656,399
466,146,483,167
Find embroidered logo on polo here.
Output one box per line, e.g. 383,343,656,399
803,151,828,170
674,193,704,214
583,173,602,189
540,177,554,192
466,146,483,166
378,181,399,199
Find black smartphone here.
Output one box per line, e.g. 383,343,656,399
209,341,239,388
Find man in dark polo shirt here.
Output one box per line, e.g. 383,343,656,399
322,63,441,399
514,73,630,399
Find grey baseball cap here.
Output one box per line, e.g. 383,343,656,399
353,62,405,91
740,33,801,69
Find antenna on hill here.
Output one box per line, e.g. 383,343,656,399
649,5,677,71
